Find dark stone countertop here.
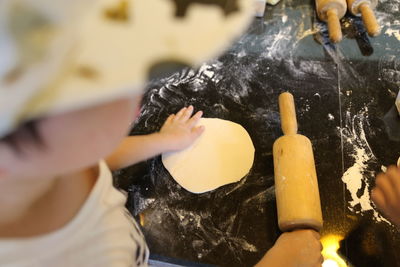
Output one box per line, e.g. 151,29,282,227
115,0,400,266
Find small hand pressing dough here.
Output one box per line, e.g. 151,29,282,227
162,118,255,193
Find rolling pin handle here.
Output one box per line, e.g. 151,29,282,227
326,9,343,43
279,92,298,135
359,3,381,37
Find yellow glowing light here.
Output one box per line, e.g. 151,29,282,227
323,259,340,267
321,234,348,267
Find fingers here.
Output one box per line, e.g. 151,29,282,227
187,111,203,127
387,166,400,198
314,255,324,267
371,187,387,211
300,230,323,267
164,114,174,125
297,229,320,240
309,230,321,240
191,125,205,138
375,172,397,208
173,106,198,123
173,107,187,122
180,105,194,122
372,166,400,225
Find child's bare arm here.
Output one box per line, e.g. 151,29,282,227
372,165,400,227
106,106,204,171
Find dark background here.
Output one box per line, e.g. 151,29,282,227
115,0,400,266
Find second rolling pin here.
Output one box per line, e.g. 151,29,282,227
273,92,323,232
347,0,380,36
315,0,347,43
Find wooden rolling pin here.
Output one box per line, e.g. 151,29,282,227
347,0,380,36
315,0,347,43
273,92,323,232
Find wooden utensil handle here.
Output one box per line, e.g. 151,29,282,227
360,3,381,36
327,9,343,43
279,92,298,135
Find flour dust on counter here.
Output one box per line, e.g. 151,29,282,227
340,106,391,224
378,55,400,97
379,9,400,41
232,4,335,79
121,47,281,265
117,3,351,265
122,159,276,265
139,197,260,258
377,0,400,40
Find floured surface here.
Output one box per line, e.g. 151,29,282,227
113,0,400,265
162,118,255,193
340,107,391,224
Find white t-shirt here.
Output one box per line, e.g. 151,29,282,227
0,161,149,267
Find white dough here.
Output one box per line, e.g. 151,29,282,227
162,118,255,194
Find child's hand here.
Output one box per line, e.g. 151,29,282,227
159,106,204,152
371,165,400,227
106,106,204,170
255,230,323,267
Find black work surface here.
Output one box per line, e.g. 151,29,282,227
114,0,400,266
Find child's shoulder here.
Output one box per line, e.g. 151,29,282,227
0,161,148,266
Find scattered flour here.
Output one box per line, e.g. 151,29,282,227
385,28,400,41
380,13,400,41
342,147,375,212
340,108,391,224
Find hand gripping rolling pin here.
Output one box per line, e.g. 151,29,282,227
273,92,323,232
315,0,347,43
347,0,381,36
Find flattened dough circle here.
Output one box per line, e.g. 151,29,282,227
162,118,255,193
